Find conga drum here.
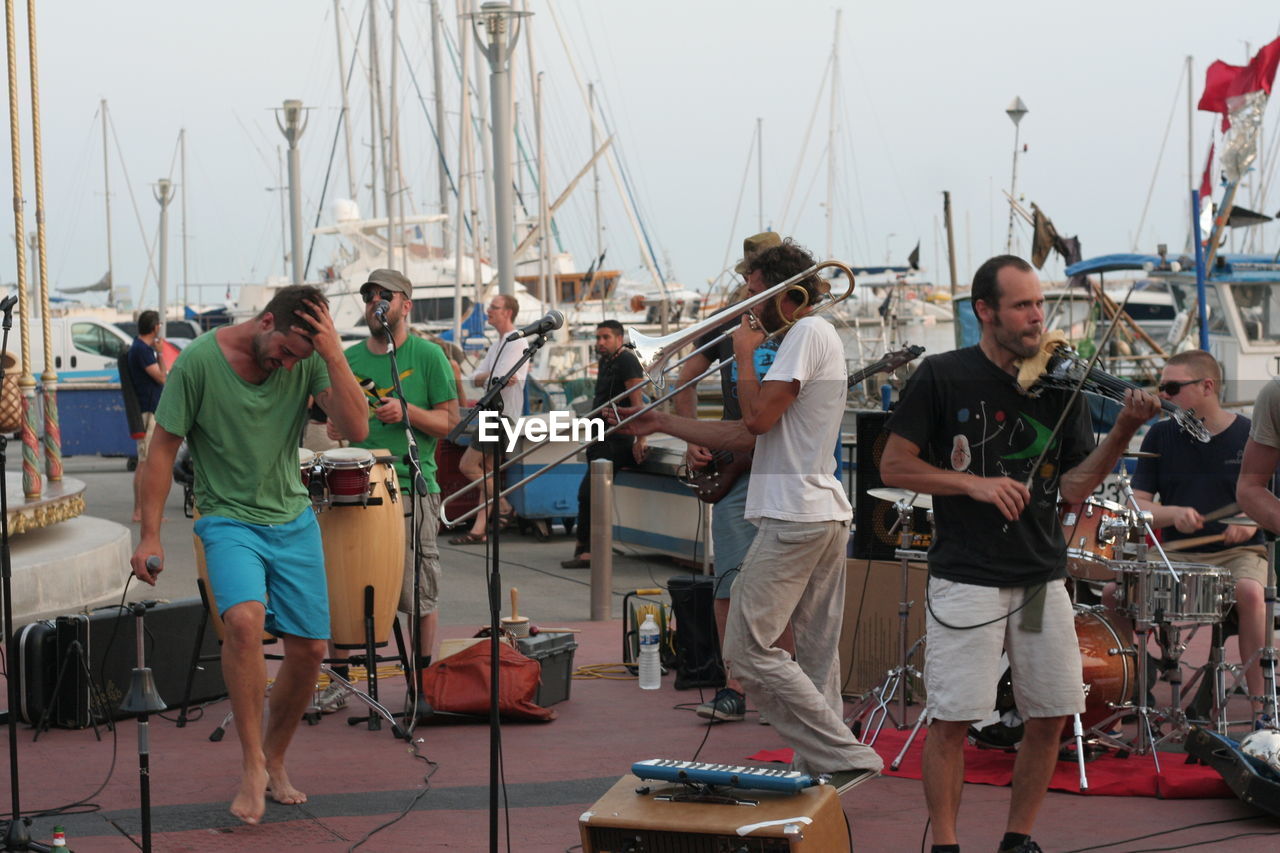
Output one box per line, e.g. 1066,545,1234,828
317,450,405,648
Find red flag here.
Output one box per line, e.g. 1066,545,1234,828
1199,36,1280,129
1199,142,1215,199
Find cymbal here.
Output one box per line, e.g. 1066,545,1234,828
866,487,933,510
1219,515,1258,526
1123,451,1160,458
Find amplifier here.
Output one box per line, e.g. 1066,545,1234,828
852,411,931,561
580,773,849,852
14,597,226,728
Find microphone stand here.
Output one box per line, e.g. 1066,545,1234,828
0,294,51,852
374,315,429,732
446,330,549,853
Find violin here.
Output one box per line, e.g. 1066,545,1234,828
1025,343,1210,444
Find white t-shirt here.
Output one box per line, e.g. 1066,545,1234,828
473,336,530,418
744,315,852,523
1251,378,1280,449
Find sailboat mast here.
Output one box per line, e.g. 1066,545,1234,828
369,0,394,262
334,0,358,201
367,0,380,219
757,117,764,232
100,99,114,306
389,0,405,271
453,0,474,344
590,83,602,262
180,127,189,308
826,10,840,258
430,0,450,252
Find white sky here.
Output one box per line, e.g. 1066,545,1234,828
3,1,1280,310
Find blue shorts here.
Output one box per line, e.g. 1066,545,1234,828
195,508,330,640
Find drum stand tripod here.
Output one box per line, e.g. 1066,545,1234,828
1085,470,1183,765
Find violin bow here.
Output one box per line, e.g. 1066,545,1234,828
1022,281,1139,491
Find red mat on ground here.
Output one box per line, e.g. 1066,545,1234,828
749,727,1233,799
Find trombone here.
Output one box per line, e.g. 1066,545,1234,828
438,260,857,528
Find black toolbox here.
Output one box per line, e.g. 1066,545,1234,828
516,632,578,707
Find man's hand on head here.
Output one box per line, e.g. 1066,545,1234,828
295,298,343,360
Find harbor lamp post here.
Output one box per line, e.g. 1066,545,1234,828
153,178,174,341
1005,96,1028,254
276,99,308,285
471,1,530,298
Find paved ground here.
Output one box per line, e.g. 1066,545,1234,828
1,452,1278,851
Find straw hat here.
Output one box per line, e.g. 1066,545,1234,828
733,231,782,274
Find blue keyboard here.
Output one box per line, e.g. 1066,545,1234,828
631,758,820,794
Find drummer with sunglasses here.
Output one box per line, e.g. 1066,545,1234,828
1106,349,1267,725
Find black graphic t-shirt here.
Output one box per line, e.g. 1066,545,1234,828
886,346,1094,587
1132,414,1261,551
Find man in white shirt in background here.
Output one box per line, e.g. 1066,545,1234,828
450,293,528,544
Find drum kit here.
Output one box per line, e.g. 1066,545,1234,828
196,447,411,735
849,460,1279,782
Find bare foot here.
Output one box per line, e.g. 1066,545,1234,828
266,766,307,805
230,766,268,825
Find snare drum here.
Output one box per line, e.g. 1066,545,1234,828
1060,498,1133,581
317,451,405,648
1113,560,1233,624
320,447,375,503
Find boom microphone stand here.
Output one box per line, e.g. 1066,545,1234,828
0,294,51,851
446,321,553,853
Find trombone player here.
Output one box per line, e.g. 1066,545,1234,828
675,231,789,725
614,239,883,793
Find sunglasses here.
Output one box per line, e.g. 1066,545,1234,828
361,288,396,304
1157,378,1203,396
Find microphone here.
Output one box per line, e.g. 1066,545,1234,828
506,309,564,341
372,300,392,326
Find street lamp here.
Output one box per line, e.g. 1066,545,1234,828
153,178,174,340
470,2,531,297
276,99,308,285
1005,96,1028,254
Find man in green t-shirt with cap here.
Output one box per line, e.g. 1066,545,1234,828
320,268,459,715
129,285,369,825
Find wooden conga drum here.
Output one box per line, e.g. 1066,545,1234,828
317,451,405,648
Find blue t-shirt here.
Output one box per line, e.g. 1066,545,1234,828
127,337,163,413
1131,414,1262,551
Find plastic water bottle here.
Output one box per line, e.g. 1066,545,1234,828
638,613,661,690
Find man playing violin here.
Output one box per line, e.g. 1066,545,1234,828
879,255,1159,853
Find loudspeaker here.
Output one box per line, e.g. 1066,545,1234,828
852,410,931,560
15,598,226,728
580,774,849,852
667,575,725,690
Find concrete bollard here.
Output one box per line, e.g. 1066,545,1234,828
589,458,613,621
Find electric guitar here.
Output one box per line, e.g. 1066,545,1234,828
682,345,925,504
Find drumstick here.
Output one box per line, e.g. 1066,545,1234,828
1202,502,1241,524
510,587,520,621
1167,532,1226,551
